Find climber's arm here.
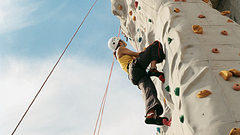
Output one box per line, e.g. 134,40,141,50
119,47,139,57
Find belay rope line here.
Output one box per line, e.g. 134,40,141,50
93,27,121,135
10,0,100,134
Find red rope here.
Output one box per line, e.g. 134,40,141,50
10,0,99,135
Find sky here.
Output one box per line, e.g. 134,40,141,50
0,0,158,135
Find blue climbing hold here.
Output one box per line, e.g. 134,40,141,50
157,127,160,133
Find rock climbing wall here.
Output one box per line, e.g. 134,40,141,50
110,0,240,135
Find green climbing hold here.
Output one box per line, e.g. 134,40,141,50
180,115,184,123
129,38,132,40
175,87,180,96
148,19,152,22
137,28,140,32
157,127,160,133
138,6,141,10
168,37,173,44
165,85,170,92
138,37,142,42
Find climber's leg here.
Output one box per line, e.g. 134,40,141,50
137,75,163,116
136,40,165,69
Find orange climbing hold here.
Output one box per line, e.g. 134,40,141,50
229,69,240,77
192,25,203,34
118,4,123,10
221,10,231,16
133,16,136,21
202,0,209,3
212,48,219,53
198,15,206,18
228,19,234,23
174,8,180,13
197,90,212,98
229,128,240,135
221,30,228,36
129,11,133,16
219,70,233,81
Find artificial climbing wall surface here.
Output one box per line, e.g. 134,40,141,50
111,0,240,135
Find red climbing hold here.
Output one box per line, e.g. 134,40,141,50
174,0,180,1
198,15,206,18
221,30,228,35
233,84,240,91
162,118,171,126
129,11,133,16
212,48,219,53
135,1,138,8
227,19,234,23
159,75,165,83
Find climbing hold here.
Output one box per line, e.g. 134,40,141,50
174,0,180,1
168,37,173,44
192,25,203,34
138,6,141,10
118,4,123,10
137,28,140,32
202,0,209,3
182,0,186,2
148,19,152,22
174,8,180,13
228,19,234,23
129,11,133,16
197,90,212,98
219,70,233,81
165,85,170,92
212,48,220,53
133,16,136,21
164,98,166,104
198,15,206,18
138,37,142,42
180,115,184,123
221,30,228,36
175,87,180,96
229,69,240,77
233,84,240,91
221,10,231,16
135,1,138,8
229,128,240,135
157,127,160,133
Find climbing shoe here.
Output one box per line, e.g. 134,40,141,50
148,69,165,83
145,110,170,126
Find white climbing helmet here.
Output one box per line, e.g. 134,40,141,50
108,37,121,51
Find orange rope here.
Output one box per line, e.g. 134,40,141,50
93,27,121,135
10,0,99,135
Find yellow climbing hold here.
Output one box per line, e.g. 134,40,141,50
219,70,233,81
229,128,240,135
118,4,123,10
197,90,212,98
133,16,136,21
192,25,203,34
221,30,228,36
174,8,180,13
228,19,234,23
221,10,231,16
202,0,209,3
229,69,240,77
129,11,133,16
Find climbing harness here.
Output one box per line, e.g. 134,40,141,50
10,0,99,135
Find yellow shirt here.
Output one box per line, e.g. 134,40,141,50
118,55,134,73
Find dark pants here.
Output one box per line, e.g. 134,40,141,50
128,41,165,115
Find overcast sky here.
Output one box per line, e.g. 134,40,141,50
0,0,158,135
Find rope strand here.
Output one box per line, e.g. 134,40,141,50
10,0,99,134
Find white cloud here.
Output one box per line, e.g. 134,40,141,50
0,56,157,135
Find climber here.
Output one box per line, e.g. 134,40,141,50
108,37,171,126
